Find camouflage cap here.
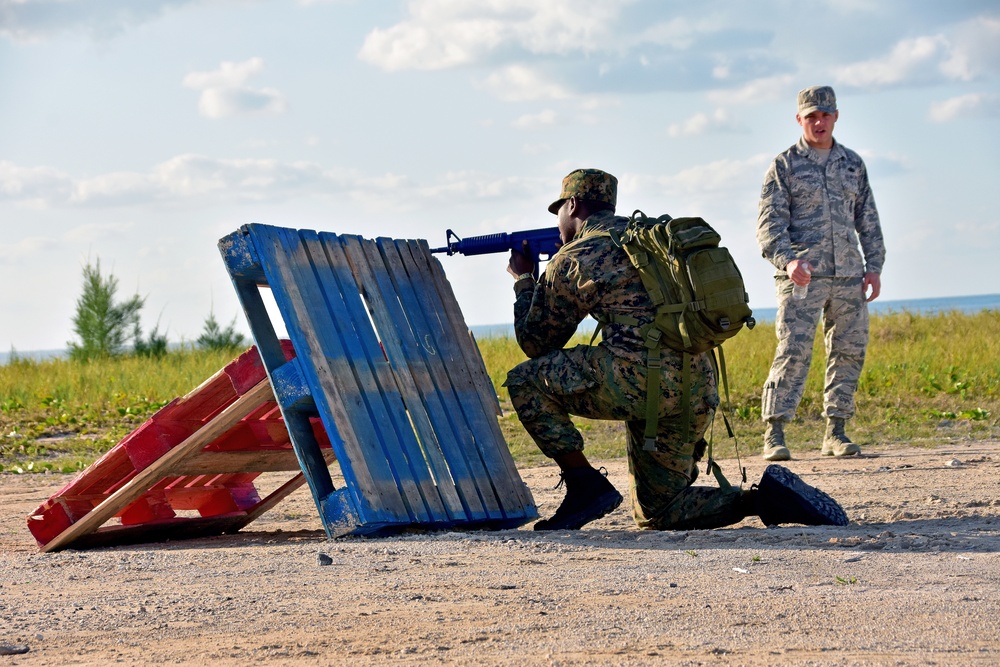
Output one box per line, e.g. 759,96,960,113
548,168,618,214
797,85,837,116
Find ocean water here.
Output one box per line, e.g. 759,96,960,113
468,292,1000,339
3,293,999,364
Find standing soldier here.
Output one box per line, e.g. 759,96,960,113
505,167,848,531
757,86,887,461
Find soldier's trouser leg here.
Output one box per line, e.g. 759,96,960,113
506,345,748,530
822,278,869,420
761,276,824,422
627,421,751,530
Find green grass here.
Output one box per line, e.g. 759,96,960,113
2,310,998,473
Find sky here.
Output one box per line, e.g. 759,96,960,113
1,0,998,353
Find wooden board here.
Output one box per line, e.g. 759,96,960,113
219,224,536,537
27,344,335,552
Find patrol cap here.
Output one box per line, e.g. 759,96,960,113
797,85,837,116
548,168,618,214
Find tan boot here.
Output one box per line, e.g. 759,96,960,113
822,417,861,456
762,420,791,461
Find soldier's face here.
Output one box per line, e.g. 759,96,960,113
797,110,838,149
557,199,575,243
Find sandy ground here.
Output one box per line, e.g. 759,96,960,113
1,441,999,666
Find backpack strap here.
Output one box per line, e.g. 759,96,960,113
702,346,745,490
641,328,663,451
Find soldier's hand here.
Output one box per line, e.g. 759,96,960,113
863,272,881,302
787,259,812,286
507,240,536,279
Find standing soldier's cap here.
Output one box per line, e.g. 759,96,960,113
797,86,837,116
548,168,618,214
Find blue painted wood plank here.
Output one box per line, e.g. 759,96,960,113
374,238,508,518
297,230,445,524
389,239,536,518
337,234,475,522
413,240,537,517
252,224,408,525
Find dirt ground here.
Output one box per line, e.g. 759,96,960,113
2,441,999,666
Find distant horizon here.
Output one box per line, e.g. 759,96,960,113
4,292,999,365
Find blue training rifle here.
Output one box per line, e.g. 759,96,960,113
430,227,562,279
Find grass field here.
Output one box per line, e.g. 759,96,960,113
1,311,998,473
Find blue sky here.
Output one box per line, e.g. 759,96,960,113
1,0,998,352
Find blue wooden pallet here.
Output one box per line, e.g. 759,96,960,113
219,224,537,537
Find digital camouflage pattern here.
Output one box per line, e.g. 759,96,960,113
762,276,869,422
547,168,619,214
797,85,837,116
757,137,885,277
757,134,885,424
504,209,752,529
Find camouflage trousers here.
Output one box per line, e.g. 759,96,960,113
504,344,749,530
761,275,869,422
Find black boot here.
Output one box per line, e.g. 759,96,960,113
754,465,848,527
534,466,623,531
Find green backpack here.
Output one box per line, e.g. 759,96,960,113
600,211,756,484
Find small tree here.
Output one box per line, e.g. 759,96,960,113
68,258,144,361
197,310,247,351
133,320,169,358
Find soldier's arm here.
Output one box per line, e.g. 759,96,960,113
512,255,589,359
853,161,886,276
755,159,797,271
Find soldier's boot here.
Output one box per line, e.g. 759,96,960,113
754,464,849,527
822,417,861,457
761,420,791,462
534,466,623,531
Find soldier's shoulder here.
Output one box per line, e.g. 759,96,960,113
834,141,865,164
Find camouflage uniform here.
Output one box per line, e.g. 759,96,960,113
757,123,886,422
505,183,748,530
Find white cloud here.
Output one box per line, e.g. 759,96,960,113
511,109,557,129
357,0,630,71
0,0,196,42
626,155,772,198
928,93,1000,123
183,58,287,119
0,236,58,262
477,64,571,102
0,161,73,206
834,17,1000,90
521,143,551,155
667,108,747,137
834,36,951,88
0,155,550,212
64,222,135,243
707,74,794,107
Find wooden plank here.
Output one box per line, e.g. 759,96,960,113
251,225,406,522
169,450,305,475
376,238,502,517
41,380,275,553
302,230,438,523
419,241,532,512
337,234,463,521
393,239,533,515
349,235,488,520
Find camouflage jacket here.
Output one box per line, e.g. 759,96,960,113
512,210,654,361
756,137,886,278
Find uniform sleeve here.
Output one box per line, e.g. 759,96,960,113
853,161,886,275
512,252,597,359
755,158,797,271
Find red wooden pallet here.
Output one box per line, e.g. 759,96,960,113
27,342,334,552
